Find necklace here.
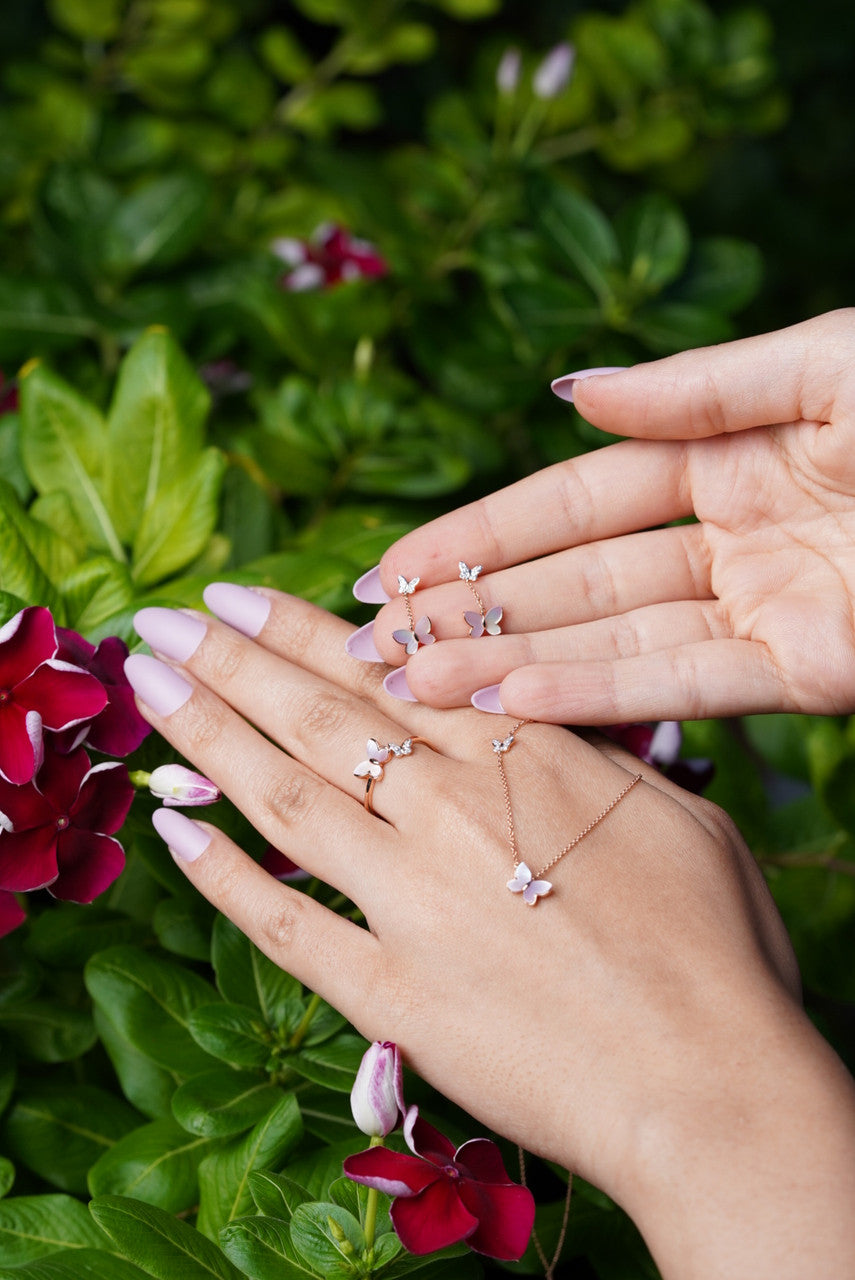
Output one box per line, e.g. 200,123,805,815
493,720,642,905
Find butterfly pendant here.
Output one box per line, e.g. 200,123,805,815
492,733,515,754
507,862,552,906
392,615,435,655
397,574,420,596
465,605,503,638
459,561,483,583
353,739,390,780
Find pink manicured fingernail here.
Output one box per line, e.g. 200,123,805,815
550,366,627,404
203,583,270,637
353,566,391,604
471,684,505,714
345,621,385,663
152,807,212,863
133,607,206,662
383,667,417,702
124,654,193,717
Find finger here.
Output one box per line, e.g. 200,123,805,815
371,439,691,593
370,524,713,666
124,653,395,900
152,811,390,1040
568,310,855,440
399,600,729,708
493,638,788,724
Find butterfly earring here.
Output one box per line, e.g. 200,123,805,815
392,574,436,655
459,562,503,638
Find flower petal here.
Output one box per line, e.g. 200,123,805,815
71,762,134,835
405,1110,458,1165
344,1146,439,1198
0,702,39,784
51,828,125,902
457,1178,536,1260
454,1137,515,1185
0,890,26,939
35,745,90,813
21,660,107,731
0,826,59,892
0,774,54,831
391,1178,478,1255
0,606,57,687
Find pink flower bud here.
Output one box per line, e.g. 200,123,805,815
496,47,521,94
350,1040,405,1137
148,764,221,807
533,42,575,100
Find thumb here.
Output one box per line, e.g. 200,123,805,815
554,309,855,440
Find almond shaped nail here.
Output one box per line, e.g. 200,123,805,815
134,607,206,662
383,667,418,702
550,366,627,404
203,582,270,638
345,621,385,663
353,566,391,604
470,684,505,714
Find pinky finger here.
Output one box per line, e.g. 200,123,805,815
151,808,385,1035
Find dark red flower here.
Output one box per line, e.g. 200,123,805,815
602,720,713,794
344,1110,535,1260
0,608,107,785
0,889,26,939
261,845,311,882
54,628,150,757
0,371,18,416
0,745,133,902
272,224,388,291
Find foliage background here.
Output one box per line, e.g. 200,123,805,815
1,0,854,1276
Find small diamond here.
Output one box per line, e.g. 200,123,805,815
492,734,515,754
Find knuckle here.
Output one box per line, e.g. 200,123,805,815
203,635,246,687
578,546,617,618
259,768,325,828
291,688,351,743
285,610,324,665
181,698,228,753
258,892,303,958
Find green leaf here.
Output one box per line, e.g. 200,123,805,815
289,1203,363,1278
153,897,214,962
131,446,226,586
0,480,61,611
0,592,28,627
672,237,764,314
88,1117,213,1212
211,915,302,1026
616,194,690,291
173,1069,286,1138
84,945,219,1075
0,1001,96,1062
28,492,87,564
57,557,135,634
288,1034,368,1092
502,278,600,350
49,0,124,41
103,173,211,276
629,302,733,353
297,1084,360,1144
0,416,30,502
0,1038,15,1115
0,1195,106,1266
93,1007,178,1121
0,1248,148,1280
248,1169,312,1218
219,1216,313,1280
90,1194,245,1280
806,718,855,837
104,327,211,544
187,1003,273,1069
18,363,124,561
0,1158,13,1199
533,184,620,302
196,1095,303,1239
25,905,149,969
2,1085,140,1194
0,276,97,362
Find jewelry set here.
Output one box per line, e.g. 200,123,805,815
353,562,641,906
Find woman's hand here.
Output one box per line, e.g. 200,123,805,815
126,586,855,1279
363,309,855,723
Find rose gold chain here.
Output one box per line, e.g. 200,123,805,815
496,720,642,878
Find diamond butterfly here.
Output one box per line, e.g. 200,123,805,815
492,733,515,754
397,574,420,596
392,615,435,655
465,605,502,638
353,739,390,780
458,562,482,583
507,862,552,905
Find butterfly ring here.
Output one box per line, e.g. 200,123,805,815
353,736,432,814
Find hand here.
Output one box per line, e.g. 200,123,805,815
364,309,855,723
127,586,855,1279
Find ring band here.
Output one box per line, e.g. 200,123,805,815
353,736,431,814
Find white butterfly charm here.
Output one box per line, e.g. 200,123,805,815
397,574,420,596
353,739,390,780
465,605,503,638
492,733,515,754
507,863,552,906
458,562,482,583
392,615,435,655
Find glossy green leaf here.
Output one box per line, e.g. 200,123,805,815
616,194,690,291
25,905,149,968
0,481,62,612
629,301,733,353
49,0,124,40
196,1094,303,1239
211,915,302,1025
288,1033,368,1091
152,897,213,961
93,1007,178,1121
671,237,764,313
0,592,28,627
289,1202,363,1278
57,557,135,633
84,945,219,1075
3,1084,140,1194
0,1000,96,1062
187,1003,273,1069
533,185,619,302
0,1159,13,1199
0,1195,106,1266
248,1169,312,1217
104,173,211,276
28,492,87,564
131,446,225,585
0,1248,148,1280
219,1216,312,1280
172,1069,286,1138
90,1194,245,1280
0,417,30,502
0,277,97,362
87,1117,213,1211
502,278,600,350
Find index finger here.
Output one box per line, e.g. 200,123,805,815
374,438,690,592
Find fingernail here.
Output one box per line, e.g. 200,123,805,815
133,607,206,662
152,807,212,863
550,366,627,404
383,667,417,702
471,684,505,714
124,654,193,717
353,566,391,604
203,583,270,638
345,621,385,663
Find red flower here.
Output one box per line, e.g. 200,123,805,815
0,889,26,939
0,744,133,902
261,845,311,882
0,608,107,785
602,721,713,794
54,628,150,757
0,371,18,416
344,1109,535,1260
272,224,388,291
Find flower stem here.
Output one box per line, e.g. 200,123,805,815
363,1134,385,1257
288,991,322,1050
